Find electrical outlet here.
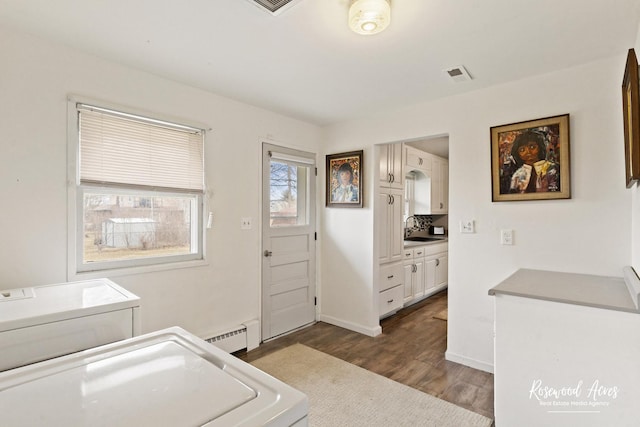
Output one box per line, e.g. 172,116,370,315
460,220,475,233
501,229,513,245
241,217,252,229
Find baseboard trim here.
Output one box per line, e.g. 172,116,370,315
318,314,382,337
445,350,494,373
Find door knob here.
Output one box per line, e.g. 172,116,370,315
264,250,273,257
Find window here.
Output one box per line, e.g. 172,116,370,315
69,101,205,274
404,172,415,221
268,152,312,227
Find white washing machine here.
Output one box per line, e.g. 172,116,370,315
0,327,309,426
0,278,141,371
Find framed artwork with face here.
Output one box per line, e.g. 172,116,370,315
622,48,640,188
326,150,363,208
491,114,571,202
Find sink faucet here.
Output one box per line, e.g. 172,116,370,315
405,215,417,237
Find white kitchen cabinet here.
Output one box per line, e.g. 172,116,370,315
404,146,448,215
403,247,425,304
425,252,448,292
435,252,448,288
379,143,403,189
379,262,404,292
419,242,448,295
379,262,404,318
377,187,404,263
430,156,449,214
404,145,432,172
379,284,404,318
377,143,405,318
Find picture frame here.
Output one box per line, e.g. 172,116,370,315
491,114,571,202
622,48,640,188
326,150,363,208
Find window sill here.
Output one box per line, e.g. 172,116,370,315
68,258,210,281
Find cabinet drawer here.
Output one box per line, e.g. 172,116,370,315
379,262,403,292
379,285,404,317
423,242,448,256
413,247,425,257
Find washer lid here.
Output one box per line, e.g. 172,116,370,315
1,339,257,426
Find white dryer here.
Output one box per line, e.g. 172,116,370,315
0,327,308,426
0,278,141,371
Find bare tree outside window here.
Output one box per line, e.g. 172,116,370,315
270,160,309,226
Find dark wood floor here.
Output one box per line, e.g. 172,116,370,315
236,290,495,420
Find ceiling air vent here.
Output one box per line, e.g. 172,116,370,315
444,65,473,83
246,0,304,15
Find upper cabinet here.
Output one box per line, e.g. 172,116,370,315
379,143,403,190
431,156,449,214
403,144,448,215
405,146,432,172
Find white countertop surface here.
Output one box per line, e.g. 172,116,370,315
489,268,640,313
403,237,448,248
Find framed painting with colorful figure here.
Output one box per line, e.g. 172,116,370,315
326,150,363,208
491,114,571,202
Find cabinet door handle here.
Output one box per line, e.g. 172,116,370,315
390,173,395,183
264,250,273,257
387,299,394,304
388,173,393,183
436,259,440,267
390,195,395,204
440,202,443,209
419,158,423,165
387,275,394,279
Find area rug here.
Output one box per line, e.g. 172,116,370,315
251,344,492,427
433,308,448,321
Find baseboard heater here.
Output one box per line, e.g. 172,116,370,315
205,319,259,353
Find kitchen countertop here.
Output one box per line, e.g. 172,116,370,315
403,237,448,248
489,267,640,314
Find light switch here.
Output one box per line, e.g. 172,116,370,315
501,229,513,245
241,217,252,229
460,220,475,233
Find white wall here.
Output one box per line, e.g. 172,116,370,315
0,26,322,338
631,25,640,270
322,55,632,371
318,144,379,335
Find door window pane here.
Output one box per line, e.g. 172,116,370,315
269,160,308,227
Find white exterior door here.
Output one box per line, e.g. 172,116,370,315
261,143,316,341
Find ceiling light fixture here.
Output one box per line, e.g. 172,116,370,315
349,0,391,35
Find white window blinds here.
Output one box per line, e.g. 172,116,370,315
78,104,204,192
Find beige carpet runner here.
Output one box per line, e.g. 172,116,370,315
251,344,492,427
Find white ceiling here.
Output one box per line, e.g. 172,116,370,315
1,0,639,126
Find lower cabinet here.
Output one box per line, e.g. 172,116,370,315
403,243,448,307
425,252,448,291
379,244,448,317
403,247,425,303
378,262,404,318
379,285,404,318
